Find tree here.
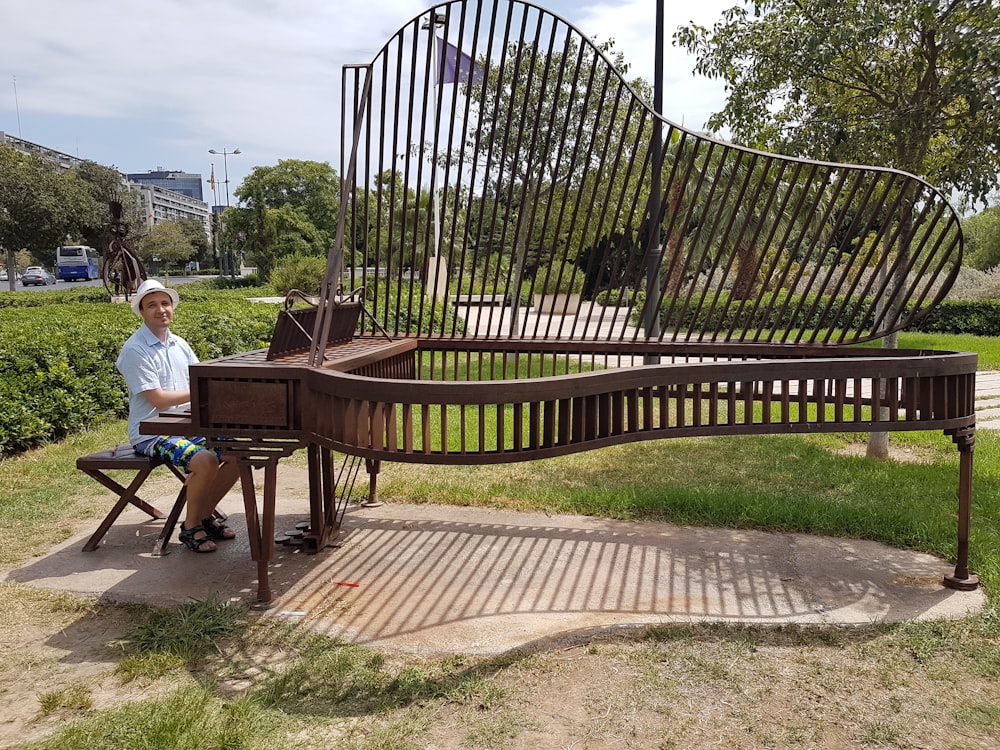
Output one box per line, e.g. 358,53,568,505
173,218,211,266
138,221,197,271
451,35,654,327
0,145,91,275
676,0,1000,457
230,159,342,279
675,0,1000,203
71,161,143,253
963,205,1000,270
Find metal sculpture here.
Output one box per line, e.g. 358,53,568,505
103,198,146,298
141,1,980,604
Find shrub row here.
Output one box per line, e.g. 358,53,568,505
913,299,1000,336
639,291,1000,338
0,289,280,458
0,279,457,458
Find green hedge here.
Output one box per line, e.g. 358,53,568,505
0,285,111,308
645,291,1000,337
633,290,878,334
0,293,280,458
914,299,1000,336
0,280,455,458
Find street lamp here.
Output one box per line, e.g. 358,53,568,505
422,12,450,306
206,162,221,272
208,147,241,276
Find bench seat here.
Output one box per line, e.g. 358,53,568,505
77,444,187,555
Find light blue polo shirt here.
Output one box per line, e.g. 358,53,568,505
116,323,199,448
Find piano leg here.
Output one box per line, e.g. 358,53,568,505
944,429,979,591
303,443,339,551
238,458,278,605
306,443,323,548
364,459,382,507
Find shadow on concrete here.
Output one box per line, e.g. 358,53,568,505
3,499,984,656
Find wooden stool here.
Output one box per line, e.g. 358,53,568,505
77,444,187,555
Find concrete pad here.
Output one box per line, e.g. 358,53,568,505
2,495,983,656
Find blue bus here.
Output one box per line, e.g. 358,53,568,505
56,245,100,281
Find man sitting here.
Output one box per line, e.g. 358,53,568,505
116,279,240,552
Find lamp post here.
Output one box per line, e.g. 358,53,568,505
421,12,450,306
206,163,221,272
643,1,664,363
208,147,241,277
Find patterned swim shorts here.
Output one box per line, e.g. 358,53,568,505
137,436,222,473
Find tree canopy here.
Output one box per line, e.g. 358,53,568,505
675,0,1000,204
438,35,655,316
963,205,1000,270
138,220,200,270
229,159,341,278
0,145,116,275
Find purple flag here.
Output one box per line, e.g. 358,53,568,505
437,37,484,85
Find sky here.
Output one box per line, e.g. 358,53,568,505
2,0,737,207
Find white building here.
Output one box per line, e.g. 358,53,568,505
128,182,211,239
1,131,209,239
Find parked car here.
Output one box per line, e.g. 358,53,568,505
21,266,57,286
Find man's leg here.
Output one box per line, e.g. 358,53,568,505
205,458,241,509
184,449,226,530
141,437,237,552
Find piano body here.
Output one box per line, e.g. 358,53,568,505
147,1,979,604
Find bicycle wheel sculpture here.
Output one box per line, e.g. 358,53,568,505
103,199,146,298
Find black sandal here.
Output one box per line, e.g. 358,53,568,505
201,515,236,541
179,523,217,553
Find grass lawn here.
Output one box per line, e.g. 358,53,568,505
1,333,999,748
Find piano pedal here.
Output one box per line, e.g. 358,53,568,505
275,521,311,546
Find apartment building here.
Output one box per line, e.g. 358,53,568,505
127,169,204,201
1,132,210,237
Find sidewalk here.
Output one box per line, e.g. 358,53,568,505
2,460,986,656
976,370,1000,429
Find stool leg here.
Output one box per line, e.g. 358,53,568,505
82,467,159,551
152,486,188,557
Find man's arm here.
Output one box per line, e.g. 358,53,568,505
142,387,191,411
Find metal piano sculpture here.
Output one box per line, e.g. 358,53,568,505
151,1,980,603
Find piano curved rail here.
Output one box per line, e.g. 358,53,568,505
301,344,977,465
178,1,982,601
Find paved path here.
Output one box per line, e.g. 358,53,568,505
3,492,984,655
976,370,1000,429
2,325,994,654
6,368,993,660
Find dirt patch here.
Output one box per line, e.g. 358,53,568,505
6,593,995,750
832,441,936,463
1,467,997,749
0,586,180,748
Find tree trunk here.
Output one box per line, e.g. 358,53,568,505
732,244,757,299
664,183,688,295
3,248,16,291
866,328,899,460
865,187,915,459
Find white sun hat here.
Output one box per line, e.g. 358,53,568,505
130,279,180,315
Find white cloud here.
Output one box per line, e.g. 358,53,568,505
571,0,734,131
1,0,734,193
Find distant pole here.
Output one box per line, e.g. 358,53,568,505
208,147,242,277
207,163,220,270
12,75,22,137
422,11,448,304
644,0,665,362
